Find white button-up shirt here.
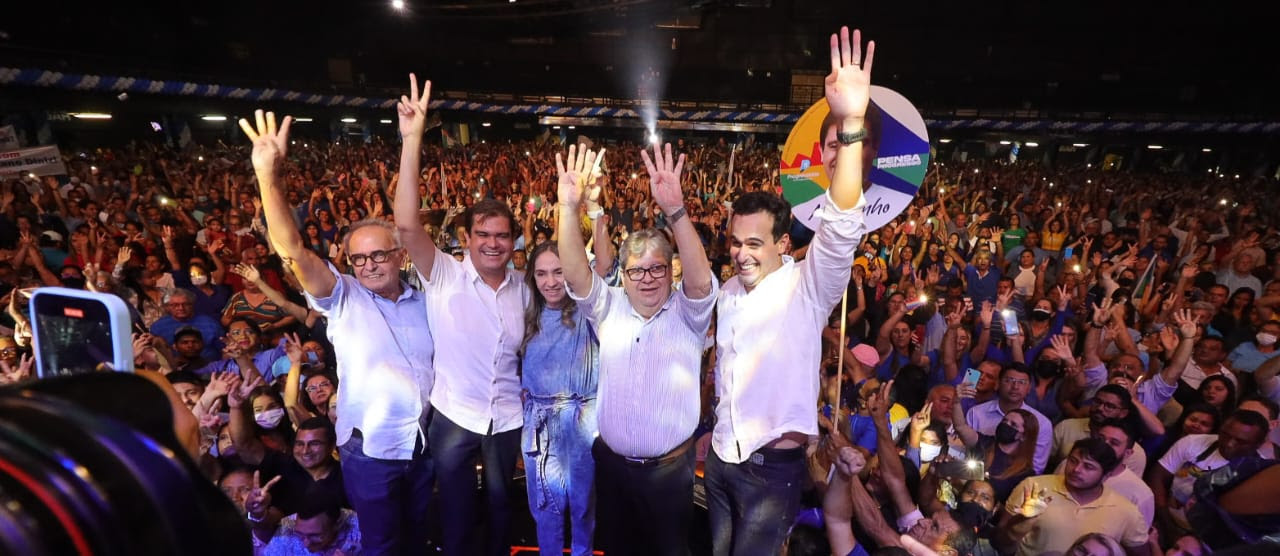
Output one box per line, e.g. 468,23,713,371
306,264,434,460
569,271,717,458
422,249,528,435
713,192,867,464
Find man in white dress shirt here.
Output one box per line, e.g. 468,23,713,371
705,26,878,556
390,74,528,556
239,109,435,555
557,142,716,556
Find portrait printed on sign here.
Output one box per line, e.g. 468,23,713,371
780,86,929,231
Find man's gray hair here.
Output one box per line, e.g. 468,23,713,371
163,288,195,304
343,218,402,254
620,228,673,268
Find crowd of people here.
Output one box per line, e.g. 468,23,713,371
3,24,1280,556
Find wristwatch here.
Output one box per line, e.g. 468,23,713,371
666,206,687,225
837,128,867,146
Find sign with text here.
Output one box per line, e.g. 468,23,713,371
779,86,928,231
0,145,68,177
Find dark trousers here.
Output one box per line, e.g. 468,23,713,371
592,437,695,556
338,431,434,556
704,446,806,556
428,410,521,556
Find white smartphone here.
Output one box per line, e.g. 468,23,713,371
30,287,135,378
1001,309,1020,337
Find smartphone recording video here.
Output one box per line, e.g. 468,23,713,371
30,288,134,377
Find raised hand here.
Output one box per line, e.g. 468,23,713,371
206,370,238,399
555,144,596,210
833,445,867,477
1091,297,1115,327
245,470,282,519
956,381,976,400
283,332,304,364
1056,284,1072,311
0,353,34,385
199,399,223,429
231,263,260,284
910,401,933,435
640,143,686,214
206,237,226,256
238,109,293,182
396,73,432,140
1014,483,1053,518
1049,334,1075,363
1171,308,1198,339
824,26,876,122
227,374,263,409
980,300,995,328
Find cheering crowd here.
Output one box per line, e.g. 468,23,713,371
4,24,1280,556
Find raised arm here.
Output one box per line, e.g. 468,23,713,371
238,110,336,297
391,73,440,277
556,145,598,296
1161,309,1198,386
642,143,712,299
824,26,874,211
231,264,309,323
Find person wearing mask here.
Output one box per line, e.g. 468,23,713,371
952,387,1039,503
964,363,1053,473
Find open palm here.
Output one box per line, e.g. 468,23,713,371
824,27,875,121
641,143,686,213
238,110,292,184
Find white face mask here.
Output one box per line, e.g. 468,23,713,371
254,408,285,429
920,443,943,463
1258,332,1278,347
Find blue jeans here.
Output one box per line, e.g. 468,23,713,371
338,431,434,556
428,410,521,556
522,394,597,556
704,446,806,556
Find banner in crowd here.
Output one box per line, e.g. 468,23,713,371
780,86,929,232
0,125,19,149
0,145,68,176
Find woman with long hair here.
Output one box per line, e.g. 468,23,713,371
519,242,600,556
951,399,1040,504
1147,403,1221,462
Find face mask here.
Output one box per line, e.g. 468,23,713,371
254,408,285,429
920,443,943,463
190,274,208,286
1116,277,1136,289
1030,308,1052,321
995,421,1019,444
1033,359,1062,379
198,195,209,202
1258,333,1278,346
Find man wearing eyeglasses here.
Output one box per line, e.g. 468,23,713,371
239,108,435,556
556,142,715,556
1050,384,1150,476
390,75,528,556
965,363,1054,473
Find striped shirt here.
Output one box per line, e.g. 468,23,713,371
569,271,717,458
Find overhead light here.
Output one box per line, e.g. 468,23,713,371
999,140,1011,145
1234,174,1240,179
630,173,638,179
379,119,392,124
341,117,357,123
1025,142,1039,147
568,125,575,130
938,138,952,144
1202,147,1212,152
294,117,313,122
391,0,405,9
201,115,227,121
72,112,112,120
197,156,204,161
1147,144,1163,150
481,122,492,127
552,125,561,129
1073,143,1088,147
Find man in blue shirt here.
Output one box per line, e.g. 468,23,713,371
150,289,224,360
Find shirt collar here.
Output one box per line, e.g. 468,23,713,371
462,254,513,290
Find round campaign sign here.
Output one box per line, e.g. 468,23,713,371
780,86,929,232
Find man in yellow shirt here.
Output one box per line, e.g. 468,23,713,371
997,437,1148,556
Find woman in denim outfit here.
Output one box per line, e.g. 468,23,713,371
520,242,600,556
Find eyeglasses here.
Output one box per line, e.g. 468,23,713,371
624,264,669,281
1001,377,1029,387
305,382,333,393
1092,398,1124,411
348,249,397,267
